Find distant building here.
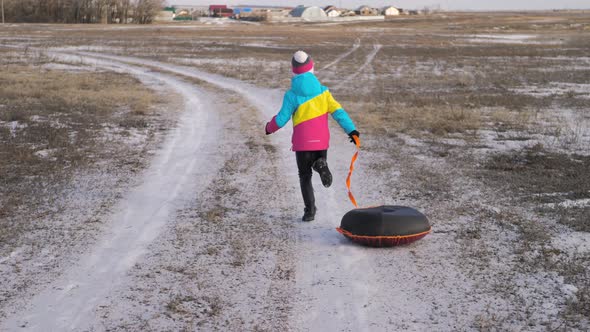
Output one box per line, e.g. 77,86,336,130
169,5,207,18
173,8,193,20
382,6,400,16
290,6,327,20
326,9,341,17
264,8,292,21
233,7,253,15
176,9,190,16
275,8,293,15
355,5,379,16
155,7,175,22
209,5,232,17
339,9,356,17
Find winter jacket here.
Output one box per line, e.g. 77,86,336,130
265,72,356,151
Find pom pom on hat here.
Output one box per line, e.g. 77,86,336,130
292,50,314,74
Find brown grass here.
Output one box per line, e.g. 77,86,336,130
0,65,156,115
352,101,481,138
482,145,590,322
488,108,535,132
0,64,161,251
484,145,590,206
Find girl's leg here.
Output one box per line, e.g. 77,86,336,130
295,151,316,220
311,150,332,188
314,150,327,161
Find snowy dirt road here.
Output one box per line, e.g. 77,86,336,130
66,52,383,331
0,51,422,331
56,52,490,331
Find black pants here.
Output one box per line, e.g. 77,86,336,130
295,150,327,209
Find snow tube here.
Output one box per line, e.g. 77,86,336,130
337,205,431,247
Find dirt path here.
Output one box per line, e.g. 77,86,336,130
321,38,361,71
1,56,222,331
334,43,382,89
67,53,446,331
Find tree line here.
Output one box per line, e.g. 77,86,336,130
1,0,166,24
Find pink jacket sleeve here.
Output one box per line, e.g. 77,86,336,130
265,115,280,134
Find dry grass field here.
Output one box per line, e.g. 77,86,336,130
0,62,173,244
0,11,589,331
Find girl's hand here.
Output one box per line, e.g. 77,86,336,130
348,130,360,143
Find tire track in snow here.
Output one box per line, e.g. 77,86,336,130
292,158,372,331
334,43,382,89
1,56,220,331
72,52,377,332
321,38,361,71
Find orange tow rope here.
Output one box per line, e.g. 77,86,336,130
346,135,360,208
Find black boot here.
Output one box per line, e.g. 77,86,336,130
302,205,316,222
312,158,332,188
299,173,316,221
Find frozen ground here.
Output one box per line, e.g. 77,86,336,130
0,13,589,331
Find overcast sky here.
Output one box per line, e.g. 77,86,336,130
168,0,590,10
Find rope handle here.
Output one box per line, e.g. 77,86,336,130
346,135,360,208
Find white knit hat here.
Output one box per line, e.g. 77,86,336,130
292,50,314,74
293,50,309,64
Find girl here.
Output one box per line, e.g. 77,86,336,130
265,50,359,221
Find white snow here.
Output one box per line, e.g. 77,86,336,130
0,249,24,265
41,62,100,72
170,56,282,68
473,34,537,40
8,121,28,137
545,198,590,209
198,17,260,25
513,82,590,99
41,45,124,53
465,34,563,45
552,231,590,254
33,148,58,159
475,105,590,156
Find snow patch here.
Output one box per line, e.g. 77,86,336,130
513,82,590,99
545,198,590,209
41,62,99,72
474,34,537,41
8,121,28,137
198,17,260,25
466,34,563,45
552,231,590,254
0,249,24,265
170,56,282,68
34,148,59,159
54,45,125,53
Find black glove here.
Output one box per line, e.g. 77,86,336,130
348,130,360,144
